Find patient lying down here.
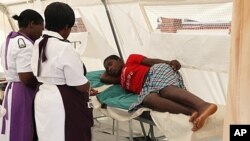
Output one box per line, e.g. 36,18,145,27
100,54,217,131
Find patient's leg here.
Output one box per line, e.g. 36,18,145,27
189,111,198,123
192,104,217,131
159,86,217,131
142,93,196,116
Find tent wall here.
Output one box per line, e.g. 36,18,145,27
0,5,13,45
0,0,231,105
82,1,230,104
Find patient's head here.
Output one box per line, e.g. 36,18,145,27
103,55,124,76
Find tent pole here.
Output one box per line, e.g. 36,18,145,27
101,0,124,61
2,6,17,31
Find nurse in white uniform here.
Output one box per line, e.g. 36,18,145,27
31,2,93,141
0,10,44,141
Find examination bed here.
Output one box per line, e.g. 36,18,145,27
86,70,225,141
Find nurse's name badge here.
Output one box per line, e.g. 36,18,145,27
18,38,26,48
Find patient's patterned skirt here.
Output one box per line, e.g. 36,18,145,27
129,63,186,112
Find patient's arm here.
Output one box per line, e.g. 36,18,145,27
100,71,120,84
142,57,181,71
141,57,170,66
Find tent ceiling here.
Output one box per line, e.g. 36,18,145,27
0,0,114,7
0,0,233,6
0,0,29,5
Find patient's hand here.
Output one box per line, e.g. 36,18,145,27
169,60,181,71
90,88,99,96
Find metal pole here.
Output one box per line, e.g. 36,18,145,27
101,0,124,61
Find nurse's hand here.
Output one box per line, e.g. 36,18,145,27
89,88,98,96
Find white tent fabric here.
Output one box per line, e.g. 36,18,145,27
0,0,236,140
76,0,230,105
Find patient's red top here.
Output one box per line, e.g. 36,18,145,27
120,54,149,94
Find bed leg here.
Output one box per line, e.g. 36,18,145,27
115,120,120,140
112,119,115,135
128,120,133,141
139,121,147,140
149,125,157,141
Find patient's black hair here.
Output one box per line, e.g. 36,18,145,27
103,55,121,65
44,2,75,32
12,9,44,28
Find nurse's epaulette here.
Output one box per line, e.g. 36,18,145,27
18,38,26,48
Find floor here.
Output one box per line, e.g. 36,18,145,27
0,94,168,141
92,109,168,141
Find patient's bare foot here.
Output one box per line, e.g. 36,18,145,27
192,103,217,131
189,111,198,123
